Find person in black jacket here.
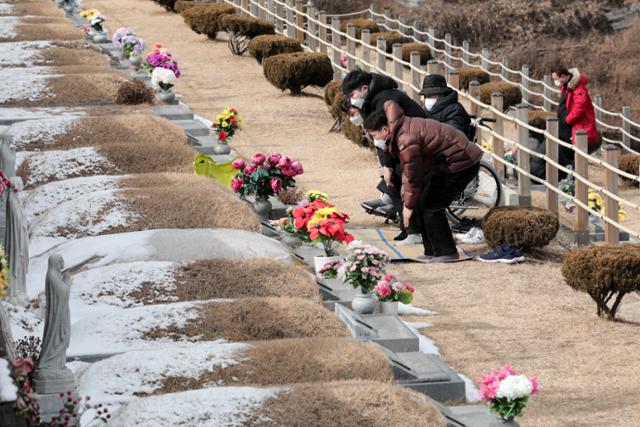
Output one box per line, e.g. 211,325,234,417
419,74,471,136
342,69,427,243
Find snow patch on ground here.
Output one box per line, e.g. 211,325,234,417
0,67,57,104
18,147,115,187
404,321,440,355
0,4,16,15
110,386,282,427
0,107,85,123
0,41,52,66
1,300,44,342
8,114,77,149
21,175,124,222
78,342,252,405
29,189,136,239
0,358,17,402
68,301,207,356
0,16,18,39
70,261,179,316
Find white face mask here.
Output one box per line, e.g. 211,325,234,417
349,115,364,126
373,138,387,149
553,79,562,88
424,98,438,111
350,97,365,109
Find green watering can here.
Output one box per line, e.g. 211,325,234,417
193,154,239,188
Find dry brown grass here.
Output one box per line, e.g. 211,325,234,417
157,338,392,393
401,42,432,65
173,258,317,301
4,2,62,16
99,141,194,174
116,80,156,105
246,380,447,427
145,298,349,342
369,31,410,53
1,23,83,42
478,81,522,110
41,47,110,67
340,18,379,39
323,79,342,107
458,67,490,91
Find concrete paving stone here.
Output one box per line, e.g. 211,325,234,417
171,120,210,137
334,304,419,352
443,405,519,427
152,104,194,121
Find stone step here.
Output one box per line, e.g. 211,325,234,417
334,304,419,353
383,349,466,402
442,404,519,427
171,120,210,137
153,104,194,121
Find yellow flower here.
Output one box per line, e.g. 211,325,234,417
221,121,229,128
307,207,338,228
306,190,328,202
480,139,492,152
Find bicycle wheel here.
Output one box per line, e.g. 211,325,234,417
446,161,502,225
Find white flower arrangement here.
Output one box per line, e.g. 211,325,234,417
495,375,535,401
151,67,177,92
90,13,106,32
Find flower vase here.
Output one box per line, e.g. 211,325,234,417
253,197,272,221
352,288,377,314
92,31,107,43
380,301,398,314
157,89,175,104
313,255,342,277
212,143,231,155
129,54,142,69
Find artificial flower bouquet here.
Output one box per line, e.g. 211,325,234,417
340,241,390,293
151,67,177,92
214,107,242,143
80,8,100,20
477,365,539,421
112,28,143,58
319,259,343,280
373,273,414,304
306,205,354,256
144,44,181,77
306,189,329,203
231,153,304,200
90,13,106,33
588,189,625,222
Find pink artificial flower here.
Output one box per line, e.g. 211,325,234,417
270,177,283,192
280,166,296,178
252,153,266,165
375,282,392,297
392,282,402,292
383,273,395,282
277,156,292,169
340,54,349,68
291,161,304,175
230,178,244,191
531,376,539,395
13,358,34,375
405,284,415,293
231,159,246,170
268,153,282,164
244,164,257,175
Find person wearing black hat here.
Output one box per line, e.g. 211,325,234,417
419,74,471,136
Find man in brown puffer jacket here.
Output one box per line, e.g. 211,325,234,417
363,101,482,262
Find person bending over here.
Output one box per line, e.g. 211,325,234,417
342,68,427,243
363,102,482,263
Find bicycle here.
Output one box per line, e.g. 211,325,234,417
445,117,502,225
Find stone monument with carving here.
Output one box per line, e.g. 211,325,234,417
4,182,28,300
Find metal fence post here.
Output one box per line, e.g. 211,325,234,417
376,37,386,73
545,116,559,214
318,11,327,54
361,29,371,72
516,103,531,206
574,130,589,245
521,64,529,106
622,106,631,147
347,23,356,71
295,0,305,44
491,93,505,179
604,144,621,244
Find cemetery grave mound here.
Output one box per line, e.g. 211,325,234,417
0,23,83,42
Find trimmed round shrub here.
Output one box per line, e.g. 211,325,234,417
562,244,640,320
181,3,235,40
116,80,155,105
175,0,196,13
341,18,379,38
248,34,303,64
157,0,178,12
483,206,559,249
263,52,333,95
619,154,639,186
221,15,275,55
458,67,490,91
528,110,554,124
324,79,342,107
369,31,410,53
343,117,369,147
329,90,347,119
479,81,522,110
401,43,432,65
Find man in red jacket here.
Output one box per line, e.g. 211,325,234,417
551,66,600,170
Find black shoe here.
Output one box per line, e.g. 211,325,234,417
361,198,387,212
394,230,408,241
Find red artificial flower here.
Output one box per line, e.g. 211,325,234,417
230,118,237,124
218,131,228,142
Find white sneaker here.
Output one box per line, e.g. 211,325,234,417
396,233,422,246
461,228,484,244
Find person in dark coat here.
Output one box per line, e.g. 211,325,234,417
342,69,427,243
364,101,482,263
419,74,471,136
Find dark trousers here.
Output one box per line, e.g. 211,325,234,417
416,163,480,257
